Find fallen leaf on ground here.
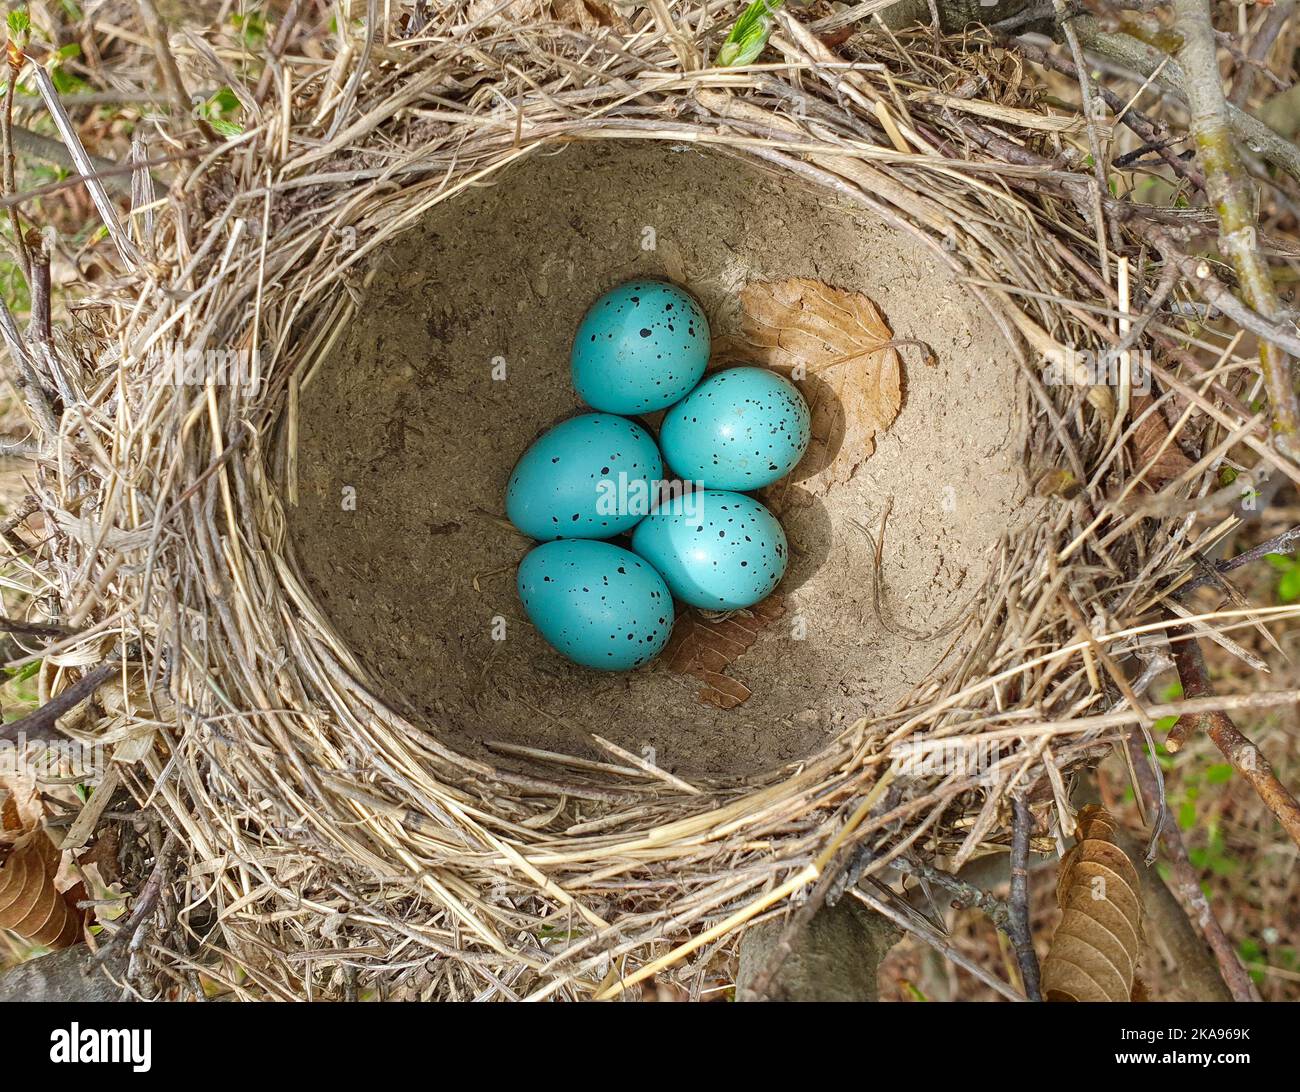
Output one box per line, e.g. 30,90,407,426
665,595,786,709
735,278,901,496
1043,804,1143,1002
0,784,84,948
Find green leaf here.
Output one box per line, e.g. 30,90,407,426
716,0,783,68
1205,763,1233,785
1278,566,1300,603
1177,799,1197,830
7,9,30,38
211,87,240,114
1266,551,1295,571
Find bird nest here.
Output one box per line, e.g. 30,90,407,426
13,3,1275,999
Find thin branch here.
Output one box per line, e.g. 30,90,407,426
1169,0,1298,456
1009,796,1043,1000
1230,0,1295,108
1073,13,1300,186
1,35,29,281
137,0,216,142
0,657,122,744
253,0,304,104
0,615,76,638
1125,728,1257,1001
1166,635,1300,850
1010,35,1206,191
1175,524,1300,594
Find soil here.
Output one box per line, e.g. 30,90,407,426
285,140,1026,779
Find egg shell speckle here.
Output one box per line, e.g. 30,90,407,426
659,366,811,490
571,279,710,414
630,489,787,610
517,539,675,670
506,413,664,540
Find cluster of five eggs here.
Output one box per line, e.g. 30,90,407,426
507,280,811,671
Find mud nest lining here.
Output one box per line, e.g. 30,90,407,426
15,5,1266,999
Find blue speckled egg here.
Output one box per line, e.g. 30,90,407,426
517,540,674,670
506,413,664,540
631,490,787,610
659,366,811,490
571,279,710,414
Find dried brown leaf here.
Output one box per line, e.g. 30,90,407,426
736,279,901,496
1130,392,1194,489
0,783,83,949
665,595,786,710
1043,805,1143,1002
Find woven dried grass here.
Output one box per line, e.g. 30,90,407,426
12,3,1296,1000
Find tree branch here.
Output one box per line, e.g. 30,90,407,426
1124,728,1258,1001
1167,634,1300,850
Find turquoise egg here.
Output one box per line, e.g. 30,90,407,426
659,366,811,490
631,490,787,610
506,413,663,540
571,279,710,414
517,540,674,670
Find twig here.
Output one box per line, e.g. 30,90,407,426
1124,728,1257,1001
0,145,217,212
1,35,29,281
1072,13,1300,185
850,886,1025,1002
1009,795,1043,1000
1010,35,1204,190
1230,0,1294,108
0,657,122,744
896,855,1011,930
0,614,76,638
25,64,141,268
254,0,304,104
1166,635,1300,850
1174,524,1300,594
1169,0,1298,456
137,0,216,142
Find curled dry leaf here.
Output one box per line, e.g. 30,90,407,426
1043,805,1143,1002
735,278,901,496
664,594,786,709
0,788,83,949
